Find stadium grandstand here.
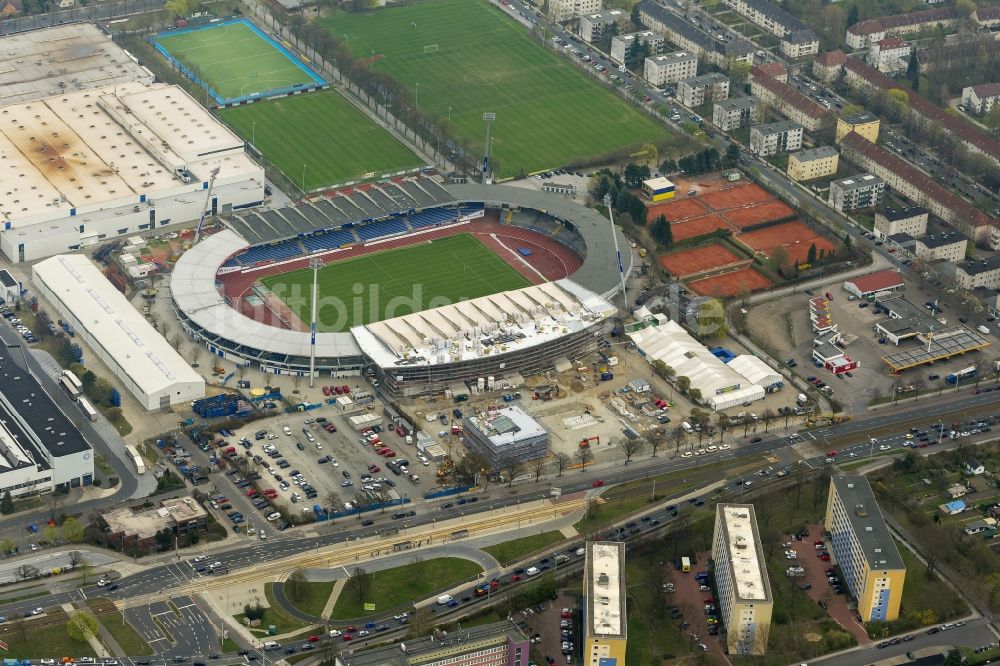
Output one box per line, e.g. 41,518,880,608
171,180,629,397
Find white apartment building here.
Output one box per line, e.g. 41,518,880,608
548,0,602,22
713,97,758,131
611,31,665,66
643,51,697,86
678,72,730,107
749,121,803,156
868,37,911,74
963,83,1000,115
828,173,886,211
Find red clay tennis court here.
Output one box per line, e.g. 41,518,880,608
647,197,709,222
723,200,796,229
739,221,838,263
699,183,774,211
659,244,743,277
687,267,773,297
671,214,731,242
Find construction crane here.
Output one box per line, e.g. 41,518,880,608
193,165,221,245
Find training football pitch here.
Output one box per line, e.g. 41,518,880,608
153,20,323,102
321,0,666,178
220,91,424,189
261,234,532,331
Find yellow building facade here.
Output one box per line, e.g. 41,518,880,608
787,146,839,181
836,111,881,144
825,476,906,622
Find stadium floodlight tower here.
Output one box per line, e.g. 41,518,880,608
482,112,495,184
192,165,221,245
603,193,629,311
308,257,324,388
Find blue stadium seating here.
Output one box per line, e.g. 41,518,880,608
356,217,409,241
409,208,457,229
228,241,303,266
302,229,356,253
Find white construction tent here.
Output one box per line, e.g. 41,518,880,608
628,320,766,411
728,355,783,389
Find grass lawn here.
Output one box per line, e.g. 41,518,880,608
321,0,669,178
154,20,320,101
331,558,483,620
262,233,531,331
0,611,97,659
482,531,564,565
87,599,154,656
284,581,336,618
220,91,423,189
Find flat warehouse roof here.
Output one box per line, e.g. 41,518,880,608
32,254,204,400
0,24,153,106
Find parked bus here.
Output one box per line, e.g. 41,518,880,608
78,397,98,422
946,366,976,384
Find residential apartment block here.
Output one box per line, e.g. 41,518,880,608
678,72,730,107
750,71,829,131
712,504,773,656
611,30,665,66
835,111,880,144
846,7,958,49
579,9,627,43
713,97,758,131
825,476,906,622
974,6,1000,29
963,83,1000,115
839,131,994,244
868,37,911,74
638,1,754,67
842,56,1000,166
912,231,967,263
548,0,603,22
953,256,1000,290
813,50,847,83
584,542,627,666
749,121,803,156
752,61,788,83
787,146,839,181
722,0,818,58
828,173,885,211
873,206,928,240
643,50,697,86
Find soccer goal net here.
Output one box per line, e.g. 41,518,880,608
423,44,439,53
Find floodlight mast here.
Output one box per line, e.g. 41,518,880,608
193,165,221,245
603,193,629,310
482,112,495,183
308,258,324,388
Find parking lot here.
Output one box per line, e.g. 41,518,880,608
212,399,433,532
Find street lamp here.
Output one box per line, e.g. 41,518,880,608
448,106,453,123
302,164,307,194
251,121,256,147
416,82,420,109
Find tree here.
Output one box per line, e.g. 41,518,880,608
16,564,39,581
906,51,919,91
353,567,373,604
724,143,741,167
0,492,13,515
676,376,691,394
651,360,675,381
770,246,792,274
670,426,687,455
630,2,642,28
651,214,673,247
531,457,547,482
575,446,594,471
688,388,702,403
644,429,663,458
62,517,84,544
243,601,265,622
0,538,15,556
43,524,61,546
501,457,523,487
66,611,99,642
286,570,307,603
806,243,817,265
846,3,859,27
555,452,571,477
617,436,645,464
155,528,173,550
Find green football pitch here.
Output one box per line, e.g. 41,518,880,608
154,21,317,101
321,0,667,178
261,234,532,331
220,91,423,188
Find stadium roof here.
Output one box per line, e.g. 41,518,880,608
0,82,258,226
354,280,614,367
0,24,153,106
33,254,204,402
227,179,455,245
445,183,633,300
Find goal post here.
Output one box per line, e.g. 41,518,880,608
423,44,439,53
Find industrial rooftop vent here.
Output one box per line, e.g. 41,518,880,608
854,503,868,517
597,573,610,586
734,536,748,550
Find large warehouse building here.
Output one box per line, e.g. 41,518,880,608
0,80,264,263
33,254,205,410
0,343,94,495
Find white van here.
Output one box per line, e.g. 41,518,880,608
526,566,540,576
264,641,281,651
437,595,454,605
682,421,694,433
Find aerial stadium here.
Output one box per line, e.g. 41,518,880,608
171,179,630,398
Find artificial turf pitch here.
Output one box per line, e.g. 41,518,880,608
153,21,315,101
261,234,532,332
220,91,423,189
321,0,666,178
